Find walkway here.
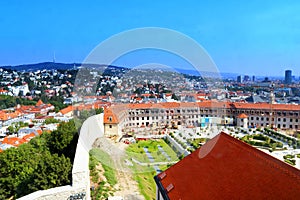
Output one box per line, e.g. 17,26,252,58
157,145,171,161
143,147,161,174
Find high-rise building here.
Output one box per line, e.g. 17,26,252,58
285,70,292,84
243,75,250,82
237,75,243,83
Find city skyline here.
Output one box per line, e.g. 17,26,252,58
1,1,300,76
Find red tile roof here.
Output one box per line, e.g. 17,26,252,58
0,110,22,121
2,137,27,147
155,132,300,200
100,101,300,125
103,108,119,124
124,101,300,111
237,113,248,118
23,132,36,141
36,99,44,106
60,105,73,115
36,129,43,135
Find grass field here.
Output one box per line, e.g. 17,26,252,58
90,148,117,187
126,139,179,163
89,140,178,200
131,163,157,200
126,139,179,200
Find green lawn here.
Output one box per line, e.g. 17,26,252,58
130,162,157,200
90,140,179,200
126,139,179,163
90,148,117,186
126,139,179,200
241,134,283,149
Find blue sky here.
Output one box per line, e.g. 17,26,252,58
0,0,300,76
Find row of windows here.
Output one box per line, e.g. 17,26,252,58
129,108,201,115
127,114,201,121
249,117,299,123
129,108,300,114
251,123,299,129
128,122,153,127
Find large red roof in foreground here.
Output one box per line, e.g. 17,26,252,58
155,132,300,200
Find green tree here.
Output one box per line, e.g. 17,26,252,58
48,96,67,112
95,108,104,114
23,153,71,196
0,120,78,199
44,118,60,125
171,93,179,101
7,122,28,135
0,144,40,199
47,120,78,160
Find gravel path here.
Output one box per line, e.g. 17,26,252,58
93,138,144,200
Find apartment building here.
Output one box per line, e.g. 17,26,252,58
103,101,300,137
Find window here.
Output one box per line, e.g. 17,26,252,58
283,118,286,122
109,125,112,128
277,112,281,116
290,119,293,122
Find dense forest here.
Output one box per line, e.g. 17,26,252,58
0,120,78,199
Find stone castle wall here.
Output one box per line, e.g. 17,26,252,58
17,114,104,200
